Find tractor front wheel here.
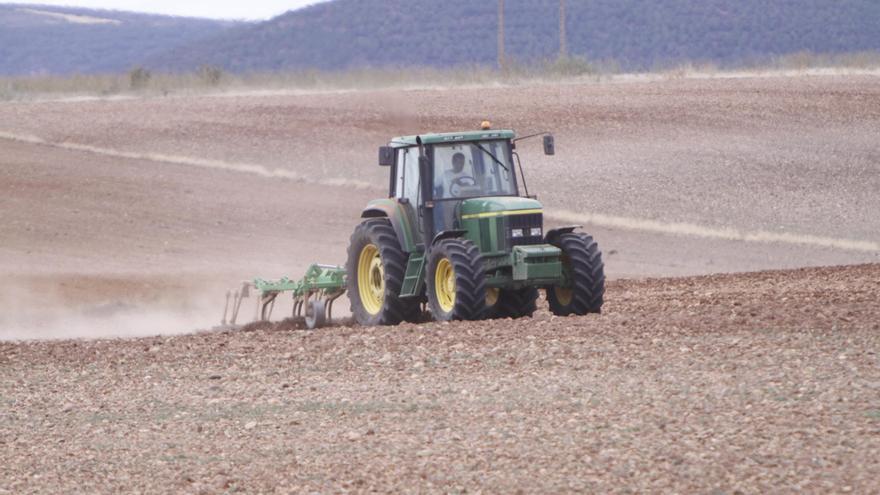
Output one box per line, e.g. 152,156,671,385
547,232,605,316
427,239,487,322
346,219,420,326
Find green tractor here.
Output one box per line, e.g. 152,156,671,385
346,124,605,326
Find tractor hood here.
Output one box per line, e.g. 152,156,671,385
459,197,542,220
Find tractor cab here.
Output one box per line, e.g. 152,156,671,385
378,125,553,240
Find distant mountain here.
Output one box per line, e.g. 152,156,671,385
0,4,243,76
148,0,880,73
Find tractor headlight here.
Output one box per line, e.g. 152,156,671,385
511,228,524,238
530,227,543,237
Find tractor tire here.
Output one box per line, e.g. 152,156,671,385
346,219,421,326
426,238,488,322
484,287,539,319
547,232,605,316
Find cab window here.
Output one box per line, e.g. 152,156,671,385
432,141,517,200
395,147,421,203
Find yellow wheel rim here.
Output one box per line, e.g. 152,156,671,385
486,288,500,307
554,287,573,306
435,258,456,313
357,244,384,315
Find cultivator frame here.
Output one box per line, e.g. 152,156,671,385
221,264,346,330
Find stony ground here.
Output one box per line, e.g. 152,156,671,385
2,74,880,492
3,265,879,493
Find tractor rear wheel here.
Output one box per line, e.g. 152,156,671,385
547,233,605,316
484,287,539,319
427,238,487,322
346,219,420,326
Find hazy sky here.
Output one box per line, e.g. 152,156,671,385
4,0,329,20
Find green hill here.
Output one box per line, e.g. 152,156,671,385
0,4,241,76
4,1,879,76
149,0,880,72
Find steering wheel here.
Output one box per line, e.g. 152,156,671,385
449,176,477,197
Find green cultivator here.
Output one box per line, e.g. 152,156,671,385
222,264,347,329
221,123,605,330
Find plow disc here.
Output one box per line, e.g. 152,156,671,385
221,264,346,330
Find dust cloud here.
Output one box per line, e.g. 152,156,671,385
0,283,220,342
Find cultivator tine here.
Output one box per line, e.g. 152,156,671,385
260,292,278,321
326,290,344,323
229,289,241,325
223,281,255,326
222,290,231,326
293,296,305,318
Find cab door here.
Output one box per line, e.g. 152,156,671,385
394,147,424,247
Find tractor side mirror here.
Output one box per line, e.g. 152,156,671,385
378,146,395,166
543,135,555,156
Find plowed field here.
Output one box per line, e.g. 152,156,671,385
2,74,879,492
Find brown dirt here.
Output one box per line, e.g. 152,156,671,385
2,74,879,491
2,75,879,241
2,265,879,493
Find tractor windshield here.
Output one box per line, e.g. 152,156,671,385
432,140,517,200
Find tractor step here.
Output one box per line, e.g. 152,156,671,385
400,251,426,298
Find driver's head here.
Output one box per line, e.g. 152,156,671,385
452,152,465,173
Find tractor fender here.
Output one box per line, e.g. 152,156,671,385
361,199,418,253
545,226,582,245
431,230,468,247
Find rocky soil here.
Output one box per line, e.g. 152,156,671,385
3,265,879,493
2,74,879,492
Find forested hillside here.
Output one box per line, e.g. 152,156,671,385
149,0,880,72
4,0,879,76
0,4,240,75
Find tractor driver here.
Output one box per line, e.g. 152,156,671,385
442,152,479,197
434,151,474,231
443,152,468,193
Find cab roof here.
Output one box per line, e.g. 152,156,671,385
390,129,516,148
